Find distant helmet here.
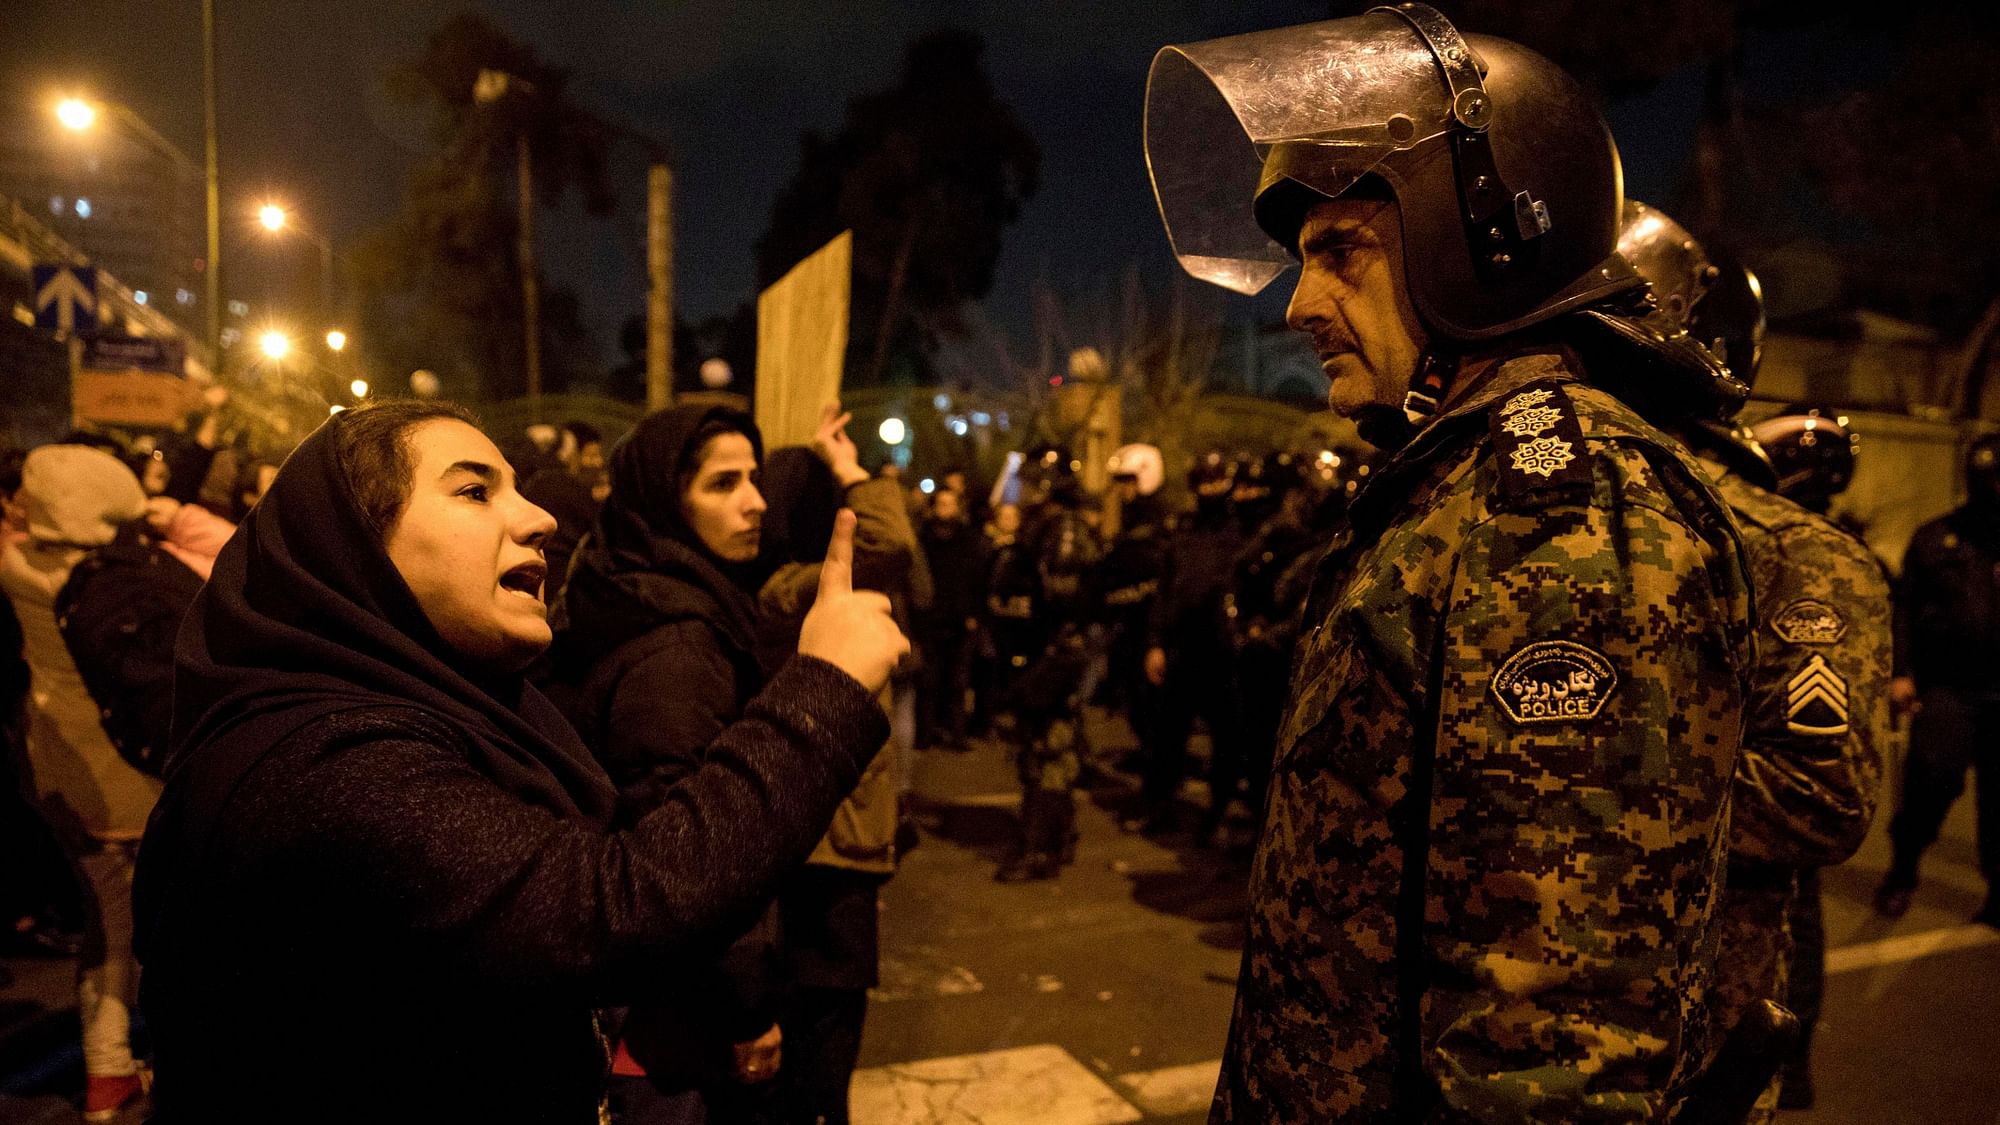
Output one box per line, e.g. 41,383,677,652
1108,443,1165,497
1188,449,1234,491
1021,444,1081,505
1748,407,1858,508
1235,450,1305,496
1616,200,1767,384
1966,433,2000,493
1146,4,1640,341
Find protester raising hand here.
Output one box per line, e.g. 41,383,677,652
812,401,871,487
799,509,909,693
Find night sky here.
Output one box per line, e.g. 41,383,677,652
4,1,1862,373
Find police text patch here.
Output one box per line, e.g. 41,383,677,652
1785,655,1850,736
1770,598,1846,645
1490,640,1617,725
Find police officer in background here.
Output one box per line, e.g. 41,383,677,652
1100,444,1170,721
993,448,1102,883
1875,433,2000,927
1218,451,1319,842
1146,7,1754,1119
1745,403,1875,1110
1617,202,1891,1120
1127,451,1243,836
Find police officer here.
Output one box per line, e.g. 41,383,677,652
993,448,1102,883
1875,433,2000,926
1128,451,1243,836
1145,8,1755,1119
1219,451,1319,841
1618,203,1891,1120
1100,444,1170,720
1747,404,1873,1111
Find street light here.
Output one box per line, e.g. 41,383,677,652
258,329,291,361
55,98,97,132
52,90,219,370
350,378,369,399
254,201,336,325
325,329,347,352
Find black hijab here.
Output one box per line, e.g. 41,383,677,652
157,410,619,843
551,404,766,670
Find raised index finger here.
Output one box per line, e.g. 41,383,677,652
818,508,856,599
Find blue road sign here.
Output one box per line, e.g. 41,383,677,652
32,264,98,334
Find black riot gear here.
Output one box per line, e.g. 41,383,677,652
1748,408,1859,514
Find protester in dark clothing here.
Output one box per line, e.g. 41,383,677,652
916,488,984,750
135,400,907,1125
523,421,609,601
756,407,913,1125
549,403,783,1121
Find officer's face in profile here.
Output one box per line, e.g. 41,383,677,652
1286,197,1428,417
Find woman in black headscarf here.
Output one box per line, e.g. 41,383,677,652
135,400,906,1124
548,403,782,1121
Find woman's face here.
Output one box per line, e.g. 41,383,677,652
384,420,558,672
678,432,765,563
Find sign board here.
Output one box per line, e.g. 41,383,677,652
85,333,186,375
755,230,851,451
32,264,97,334
73,370,200,428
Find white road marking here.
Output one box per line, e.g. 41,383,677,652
1114,1059,1221,1118
1825,923,2000,974
850,1044,1142,1124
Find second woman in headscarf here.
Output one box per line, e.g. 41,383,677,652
548,403,784,1121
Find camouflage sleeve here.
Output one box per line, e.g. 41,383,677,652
1424,485,1745,1122
1729,524,1890,868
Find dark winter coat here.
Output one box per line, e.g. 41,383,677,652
135,411,886,1125
548,403,784,1073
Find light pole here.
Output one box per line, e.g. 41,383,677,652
53,91,211,363
255,202,337,329
474,70,544,419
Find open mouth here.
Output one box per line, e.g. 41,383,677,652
498,560,547,603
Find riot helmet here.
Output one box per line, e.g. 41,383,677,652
1146,4,1639,341
1964,434,2000,514
1108,443,1165,497
1747,407,1856,513
1022,443,1081,507
1615,200,1766,384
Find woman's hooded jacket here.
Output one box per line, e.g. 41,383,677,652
134,410,885,1124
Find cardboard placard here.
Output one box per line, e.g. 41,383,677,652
73,370,200,428
755,230,851,451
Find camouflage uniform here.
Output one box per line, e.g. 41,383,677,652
1702,462,1889,1123
1214,353,1754,1123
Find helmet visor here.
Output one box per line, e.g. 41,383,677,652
1145,13,1454,295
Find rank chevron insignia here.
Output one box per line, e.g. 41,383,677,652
1785,654,1850,736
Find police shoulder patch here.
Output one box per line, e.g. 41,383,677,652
1490,639,1617,725
1489,379,1592,508
1770,598,1846,645
1785,654,1850,736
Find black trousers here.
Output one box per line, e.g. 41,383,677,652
916,625,972,748
1784,866,1826,1074
773,987,869,1125
1888,686,2000,885
1138,649,1238,814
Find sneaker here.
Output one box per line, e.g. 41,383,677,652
1872,874,1916,920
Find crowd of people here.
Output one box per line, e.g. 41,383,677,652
2,6,1997,1125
